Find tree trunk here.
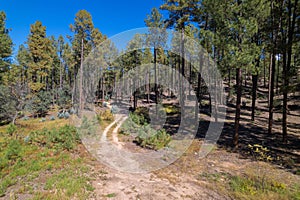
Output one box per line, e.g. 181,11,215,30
268,0,279,135
180,27,185,118
251,74,258,121
60,61,63,90
283,0,298,143
102,76,105,102
268,52,276,134
79,38,84,112
263,58,266,88
228,67,232,97
276,56,280,94
147,65,150,103
154,47,158,104
233,68,242,148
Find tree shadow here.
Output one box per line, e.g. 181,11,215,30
195,110,300,174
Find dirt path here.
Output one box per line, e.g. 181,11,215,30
101,114,124,142
90,115,229,200
111,116,127,149
91,166,228,200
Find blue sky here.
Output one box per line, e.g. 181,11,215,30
0,0,165,56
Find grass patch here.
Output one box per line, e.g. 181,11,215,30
106,193,117,198
0,118,95,198
43,166,94,199
228,174,300,200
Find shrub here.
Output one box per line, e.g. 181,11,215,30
39,118,46,122
57,112,64,119
57,111,70,119
64,111,70,119
49,116,55,121
29,125,80,151
99,109,114,121
135,128,171,150
247,144,273,162
79,116,98,136
110,105,118,114
6,123,17,136
22,116,29,121
164,105,179,115
5,140,22,161
120,112,171,150
69,108,76,115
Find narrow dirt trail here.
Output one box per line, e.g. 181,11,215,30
101,114,124,142
90,114,228,200
111,116,127,149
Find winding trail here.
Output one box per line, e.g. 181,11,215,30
112,116,128,149
101,114,125,142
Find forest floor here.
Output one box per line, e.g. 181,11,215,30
87,96,300,199
0,88,299,199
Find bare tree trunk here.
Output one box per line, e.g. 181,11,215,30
268,52,276,134
154,47,158,104
276,56,280,94
233,68,242,148
147,65,150,103
263,58,266,88
228,67,232,97
79,38,84,112
268,1,278,135
251,73,258,121
283,0,298,143
60,61,63,90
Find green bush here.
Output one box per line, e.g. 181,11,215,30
29,125,80,151
98,109,114,121
135,128,171,150
120,111,171,150
130,112,148,126
6,123,17,136
164,105,179,115
5,140,22,161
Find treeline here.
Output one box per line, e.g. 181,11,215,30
0,0,299,147
156,0,299,146
0,10,107,123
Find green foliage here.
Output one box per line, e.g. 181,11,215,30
98,109,114,121
227,174,300,199
135,127,171,150
247,144,273,162
106,193,117,198
0,85,16,122
49,116,55,121
29,125,80,151
22,116,29,121
27,90,52,117
44,167,94,199
130,112,148,126
39,117,46,122
57,111,70,119
57,85,72,109
6,123,17,136
79,116,98,137
121,112,171,150
0,11,13,82
27,21,54,92
163,105,179,115
5,140,22,161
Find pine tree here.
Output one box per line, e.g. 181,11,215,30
0,11,13,84
281,0,298,142
145,8,167,104
27,21,54,93
70,10,105,111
